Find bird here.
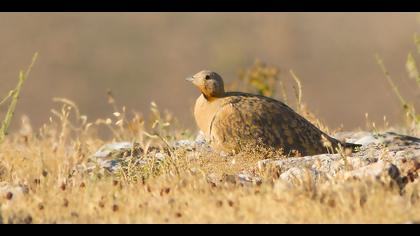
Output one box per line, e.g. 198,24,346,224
186,70,361,156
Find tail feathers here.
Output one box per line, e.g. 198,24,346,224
341,142,362,152
328,136,362,153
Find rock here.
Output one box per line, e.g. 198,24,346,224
172,131,211,152
85,131,419,188
335,131,420,149
92,142,135,159
354,134,380,146
334,131,374,145
342,160,400,180
172,140,196,150
236,172,262,185
89,142,142,172
376,132,420,147
155,152,166,162
88,140,177,174
194,131,208,146
258,131,420,187
280,167,318,183
259,153,374,179
87,132,212,174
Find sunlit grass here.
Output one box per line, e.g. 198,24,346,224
0,44,419,223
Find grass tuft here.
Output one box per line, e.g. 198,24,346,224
0,50,419,223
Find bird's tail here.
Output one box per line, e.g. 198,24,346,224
327,135,362,153
341,142,362,152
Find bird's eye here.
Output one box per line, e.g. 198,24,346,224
205,75,211,80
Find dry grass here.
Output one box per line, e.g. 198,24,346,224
0,54,419,224
1,133,420,224
0,93,419,224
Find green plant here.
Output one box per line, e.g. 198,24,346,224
237,59,280,97
0,52,38,144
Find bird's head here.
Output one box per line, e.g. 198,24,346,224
186,70,225,100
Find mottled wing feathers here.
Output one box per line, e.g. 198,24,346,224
210,93,336,155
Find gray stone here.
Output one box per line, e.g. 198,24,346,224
341,160,399,180
334,131,374,145
86,131,420,188
92,142,134,159
280,167,317,183
237,172,262,185
354,134,380,146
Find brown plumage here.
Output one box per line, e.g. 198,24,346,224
186,70,360,156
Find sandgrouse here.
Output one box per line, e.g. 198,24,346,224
186,70,360,156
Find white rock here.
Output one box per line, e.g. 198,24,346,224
195,131,207,144
172,131,209,151
237,173,262,185
280,167,316,183
172,140,195,149
334,131,372,144
155,152,166,161
93,142,133,158
354,134,380,146
342,160,399,180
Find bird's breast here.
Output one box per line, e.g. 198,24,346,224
193,94,222,139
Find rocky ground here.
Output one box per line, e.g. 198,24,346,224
87,131,420,190
1,130,419,223
4,131,417,200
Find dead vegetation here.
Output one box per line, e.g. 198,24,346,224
0,47,419,223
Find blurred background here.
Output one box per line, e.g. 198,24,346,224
1,13,419,133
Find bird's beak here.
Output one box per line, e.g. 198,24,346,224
185,77,194,82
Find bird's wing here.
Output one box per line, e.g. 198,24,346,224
210,94,333,155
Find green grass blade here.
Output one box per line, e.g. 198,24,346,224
0,52,38,144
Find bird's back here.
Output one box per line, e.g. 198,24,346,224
209,92,356,156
